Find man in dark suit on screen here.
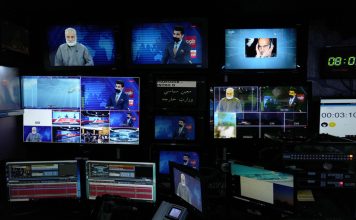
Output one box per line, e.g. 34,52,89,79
162,26,192,64
106,80,129,110
173,119,188,140
122,112,134,127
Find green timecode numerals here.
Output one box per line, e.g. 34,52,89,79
327,56,356,66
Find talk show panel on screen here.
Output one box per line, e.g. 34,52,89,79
0,66,21,113
6,160,81,201
225,28,297,70
131,21,207,68
170,162,204,214
230,162,294,213
319,98,356,140
22,76,140,145
46,25,118,67
211,85,309,139
85,160,156,202
159,150,200,175
155,116,195,141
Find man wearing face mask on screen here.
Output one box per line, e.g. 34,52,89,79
54,27,94,66
106,80,129,110
216,87,242,112
162,26,192,64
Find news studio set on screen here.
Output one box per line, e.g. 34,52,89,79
22,76,140,145
131,21,207,68
46,25,118,67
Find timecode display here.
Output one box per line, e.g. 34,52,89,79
321,46,356,78
327,56,356,66
321,112,356,118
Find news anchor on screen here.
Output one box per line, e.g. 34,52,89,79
123,112,134,127
173,118,188,140
162,26,192,64
54,27,94,66
106,80,129,110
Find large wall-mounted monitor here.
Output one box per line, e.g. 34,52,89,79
0,66,21,115
6,160,81,201
130,19,208,69
225,28,298,72
22,76,140,145
46,25,118,69
159,150,200,175
319,98,356,139
155,115,196,141
85,160,156,202
230,161,294,215
211,85,309,139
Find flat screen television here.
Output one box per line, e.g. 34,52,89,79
46,25,118,69
130,20,207,68
22,76,140,144
319,98,356,139
211,84,309,139
230,161,294,215
225,28,298,71
155,115,195,141
85,160,156,202
0,66,21,116
159,150,200,175
6,160,81,201
169,162,204,215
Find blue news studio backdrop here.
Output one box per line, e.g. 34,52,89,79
47,25,116,66
23,126,52,142
155,116,195,140
131,22,203,64
81,77,140,111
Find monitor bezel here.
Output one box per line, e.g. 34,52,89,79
42,22,122,73
318,97,356,138
319,46,356,79
228,160,295,216
169,161,206,217
5,160,81,202
153,112,201,144
85,160,156,203
21,75,141,146
209,80,312,142
126,17,209,70
220,21,307,79
151,144,201,180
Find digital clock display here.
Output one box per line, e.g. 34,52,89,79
321,46,356,78
319,99,356,138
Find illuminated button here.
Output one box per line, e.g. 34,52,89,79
329,122,336,127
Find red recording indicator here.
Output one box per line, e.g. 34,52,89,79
339,181,344,187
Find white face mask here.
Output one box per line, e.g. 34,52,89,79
66,40,77,47
226,95,233,100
